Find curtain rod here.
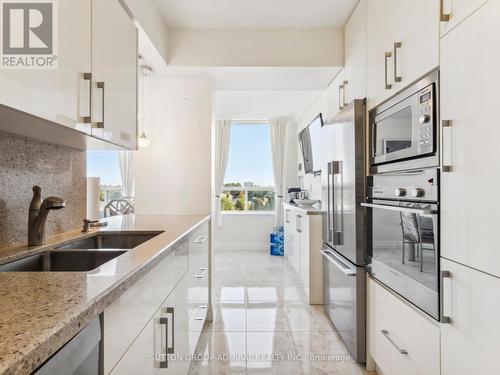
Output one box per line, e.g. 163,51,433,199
215,119,269,123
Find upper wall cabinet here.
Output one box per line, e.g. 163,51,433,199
439,0,489,37
366,0,439,110
91,0,138,149
0,0,92,130
0,0,137,150
344,0,366,103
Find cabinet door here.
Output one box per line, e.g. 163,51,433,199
104,240,188,373
92,0,137,149
441,258,500,375
0,0,92,131
110,272,193,375
366,0,395,110
284,211,297,273
440,0,489,36
344,0,366,102
394,0,439,88
325,69,344,120
299,215,310,294
440,0,500,277
369,278,440,375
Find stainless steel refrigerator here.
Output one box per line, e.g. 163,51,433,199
320,99,367,363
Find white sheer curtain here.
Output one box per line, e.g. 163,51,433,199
269,117,288,228
214,119,232,227
118,151,135,197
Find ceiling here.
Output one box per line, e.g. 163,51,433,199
153,0,358,28
153,66,341,90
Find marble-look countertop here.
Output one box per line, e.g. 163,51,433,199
0,214,210,375
283,202,324,215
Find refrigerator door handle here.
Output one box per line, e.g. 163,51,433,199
330,161,341,244
320,249,356,276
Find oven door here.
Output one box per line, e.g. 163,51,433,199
371,86,435,166
363,199,440,320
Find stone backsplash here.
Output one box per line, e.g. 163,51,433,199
0,131,86,248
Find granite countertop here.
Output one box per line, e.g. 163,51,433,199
283,202,324,215
0,214,210,375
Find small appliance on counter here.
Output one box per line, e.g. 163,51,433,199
287,187,307,204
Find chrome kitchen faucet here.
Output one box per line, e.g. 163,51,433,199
28,186,66,246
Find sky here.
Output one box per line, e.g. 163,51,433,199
87,151,122,186
224,123,274,187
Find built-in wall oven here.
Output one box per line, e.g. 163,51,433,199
363,168,439,320
369,69,439,174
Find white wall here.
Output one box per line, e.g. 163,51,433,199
168,28,344,67
134,77,212,215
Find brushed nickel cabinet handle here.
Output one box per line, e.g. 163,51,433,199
343,80,348,107
441,270,452,323
194,305,207,321
93,81,105,129
381,330,408,355
296,214,302,233
194,267,207,278
153,315,169,368
338,84,344,110
442,120,453,172
385,52,392,90
440,0,450,22
194,235,207,243
81,72,92,124
393,42,402,83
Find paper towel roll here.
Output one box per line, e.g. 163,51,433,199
87,177,101,221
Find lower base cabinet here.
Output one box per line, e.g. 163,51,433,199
104,221,210,374
284,206,323,304
367,277,440,375
440,258,500,375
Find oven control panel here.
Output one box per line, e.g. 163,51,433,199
368,168,438,202
418,87,434,150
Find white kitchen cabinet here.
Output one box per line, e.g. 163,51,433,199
344,0,366,102
394,0,440,89
0,0,138,150
366,0,395,110
0,0,92,131
441,258,500,375
103,239,189,373
366,0,439,110
325,69,345,120
440,0,500,277
284,205,323,304
91,0,138,149
284,209,300,276
439,0,489,36
367,277,440,375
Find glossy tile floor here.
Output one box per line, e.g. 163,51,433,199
189,250,376,374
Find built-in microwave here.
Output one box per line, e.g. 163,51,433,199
369,70,439,173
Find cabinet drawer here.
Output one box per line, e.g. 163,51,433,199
370,278,440,375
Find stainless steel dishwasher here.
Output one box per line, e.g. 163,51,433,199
34,316,102,375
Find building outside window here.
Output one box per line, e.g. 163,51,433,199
87,151,123,216
222,122,275,213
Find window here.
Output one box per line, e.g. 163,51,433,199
87,151,123,217
221,122,275,213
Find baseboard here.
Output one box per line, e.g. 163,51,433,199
214,242,268,251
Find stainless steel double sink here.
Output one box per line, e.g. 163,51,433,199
0,232,162,272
